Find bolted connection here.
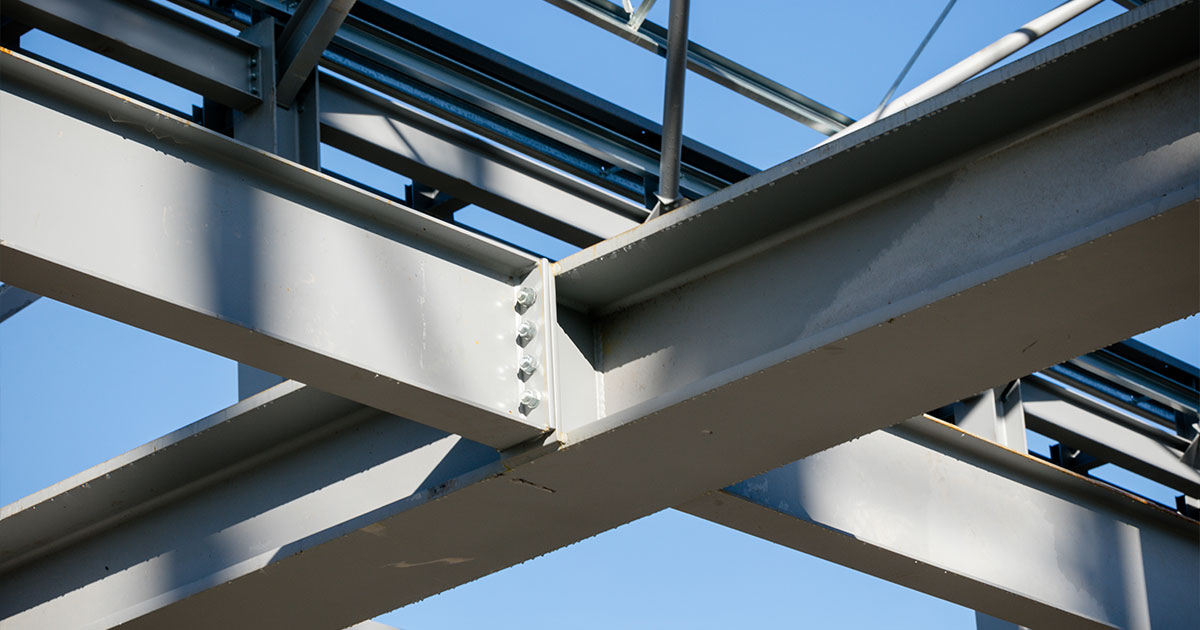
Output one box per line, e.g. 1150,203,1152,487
518,354,539,378
516,319,538,343
519,388,541,411
515,286,538,310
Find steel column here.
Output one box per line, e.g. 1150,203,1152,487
0,0,263,109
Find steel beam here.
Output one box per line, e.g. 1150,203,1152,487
0,284,40,324
318,74,644,245
0,384,508,630
0,0,262,109
1,4,1197,628
1023,376,1200,496
0,50,551,449
276,0,355,107
542,0,854,135
170,0,756,203
680,416,1200,630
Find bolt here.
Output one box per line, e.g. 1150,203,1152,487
249,71,258,80
516,319,537,343
519,389,541,411
518,354,539,378
515,286,537,310
249,57,257,67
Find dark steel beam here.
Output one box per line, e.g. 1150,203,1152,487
0,0,263,109
318,74,644,245
276,0,356,107
543,0,854,134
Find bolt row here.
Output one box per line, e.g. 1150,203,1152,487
516,286,540,413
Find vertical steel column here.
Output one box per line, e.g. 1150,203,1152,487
650,0,690,220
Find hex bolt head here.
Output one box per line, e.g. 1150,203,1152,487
515,286,538,310
518,354,539,378
519,389,541,411
516,319,537,343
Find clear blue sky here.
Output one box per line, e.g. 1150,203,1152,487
1,1,1196,628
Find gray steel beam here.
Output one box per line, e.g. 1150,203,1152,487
276,0,356,107
680,416,1200,630
1023,376,1200,496
0,383,508,629
0,49,552,449
558,2,1199,435
1,5,1197,628
0,0,263,109
318,74,644,245
173,0,758,199
0,284,40,324
542,0,854,135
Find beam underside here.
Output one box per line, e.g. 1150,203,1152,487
1,2,1198,628
680,417,1199,630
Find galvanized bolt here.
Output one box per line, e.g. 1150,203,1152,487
249,57,257,67
515,286,537,310
516,319,537,343
518,354,539,378
519,388,541,411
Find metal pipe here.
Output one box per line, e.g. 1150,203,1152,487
652,0,689,218
824,0,1104,145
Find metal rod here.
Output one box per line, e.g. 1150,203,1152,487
824,0,1104,145
652,0,689,217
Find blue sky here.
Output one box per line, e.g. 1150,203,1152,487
1,1,1196,628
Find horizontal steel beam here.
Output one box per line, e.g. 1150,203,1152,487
1,4,1196,628
276,0,356,106
0,49,551,449
680,416,1200,630
0,0,263,109
1023,376,1200,496
170,0,755,203
543,0,854,134
318,74,643,245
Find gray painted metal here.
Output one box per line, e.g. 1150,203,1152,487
542,0,854,134
555,0,1200,313
0,50,548,449
0,0,263,109
653,0,689,212
831,0,1106,143
0,284,40,324
1023,377,1200,496
276,0,356,107
1,4,1197,627
0,383,504,630
318,75,644,245
680,416,1200,630
952,384,1027,451
168,0,757,202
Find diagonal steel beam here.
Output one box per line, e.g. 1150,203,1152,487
276,0,356,107
0,49,553,450
542,0,854,134
680,416,1200,630
1,4,1197,628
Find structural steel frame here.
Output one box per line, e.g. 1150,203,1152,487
0,0,1197,628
